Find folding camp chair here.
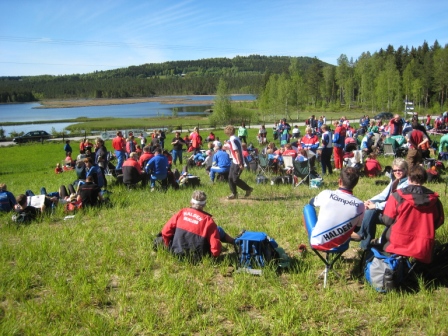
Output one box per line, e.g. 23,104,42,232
303,204,349,288
293,159,310,187
257,153,275,176
383,143,396,158
282,155,294,172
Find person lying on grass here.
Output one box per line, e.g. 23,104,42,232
155,190,235,261
13,194,41,223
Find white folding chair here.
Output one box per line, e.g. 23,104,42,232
383,143,396,158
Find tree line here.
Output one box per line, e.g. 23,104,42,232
259,40,448,119
1,42,447,116
0,55,314,102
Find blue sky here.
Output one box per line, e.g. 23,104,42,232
1,0,447,76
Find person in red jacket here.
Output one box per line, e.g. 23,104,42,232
379,165,444,264
138,146,154,169
364,153,382,177
112,131,126,170
122,152,148,186
158,190,235,261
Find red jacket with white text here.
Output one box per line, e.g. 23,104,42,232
161,207,222,258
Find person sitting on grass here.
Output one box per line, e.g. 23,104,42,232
210,144,231,183
138,146,154,169
55,163,63,174
145,148,169,191
77,176,103,207
0,183,17,212
364,153,382,177
84,157,105,189
122,152,149,187
155,190,235,261
64,152,75,169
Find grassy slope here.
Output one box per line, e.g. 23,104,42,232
1,130,448,335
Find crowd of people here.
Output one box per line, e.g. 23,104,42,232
1,115,446,280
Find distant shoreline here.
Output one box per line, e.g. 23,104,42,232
37,97,216,109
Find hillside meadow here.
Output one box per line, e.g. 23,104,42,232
1,130,448,335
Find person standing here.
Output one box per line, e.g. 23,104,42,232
189,127,201,153
64,140,72,156
139,132,147,147
332,120,346,171
320,124,333,175
238,123,248,144
406,122,429,170
112,131,126,171
388,114,404,136
223,125,253,200
94,137,108,188
171,132,186,165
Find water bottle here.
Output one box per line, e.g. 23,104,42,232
384,268,395,291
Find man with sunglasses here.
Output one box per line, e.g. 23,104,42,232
351,158,409,250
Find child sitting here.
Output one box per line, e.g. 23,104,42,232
55,163,63,174
364,153,382,177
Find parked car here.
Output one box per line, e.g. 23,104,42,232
13,130,51,143
373,112,394,121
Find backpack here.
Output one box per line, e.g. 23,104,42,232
364,248,411,292
12,212,33,224
270,175,293,185
234,231,290,275
413,243,448,286
256,174,269,184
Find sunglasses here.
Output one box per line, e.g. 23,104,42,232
392,169,403,172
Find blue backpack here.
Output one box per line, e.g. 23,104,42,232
364,248,411,292
234,231,289,275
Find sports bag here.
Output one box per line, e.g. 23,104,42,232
234,231,290,275
364,248,410,292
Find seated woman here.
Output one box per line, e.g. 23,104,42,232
364,153,382,177
206,132,215,142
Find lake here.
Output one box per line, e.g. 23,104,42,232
0,94,255,136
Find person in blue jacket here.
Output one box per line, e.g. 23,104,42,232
209,144,231,182
0,183,17,212
145,148,169,190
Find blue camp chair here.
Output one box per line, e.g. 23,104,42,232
303,204,350,288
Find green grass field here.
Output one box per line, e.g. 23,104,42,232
1,129,448,335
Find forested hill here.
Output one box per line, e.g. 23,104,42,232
0,55,323,102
